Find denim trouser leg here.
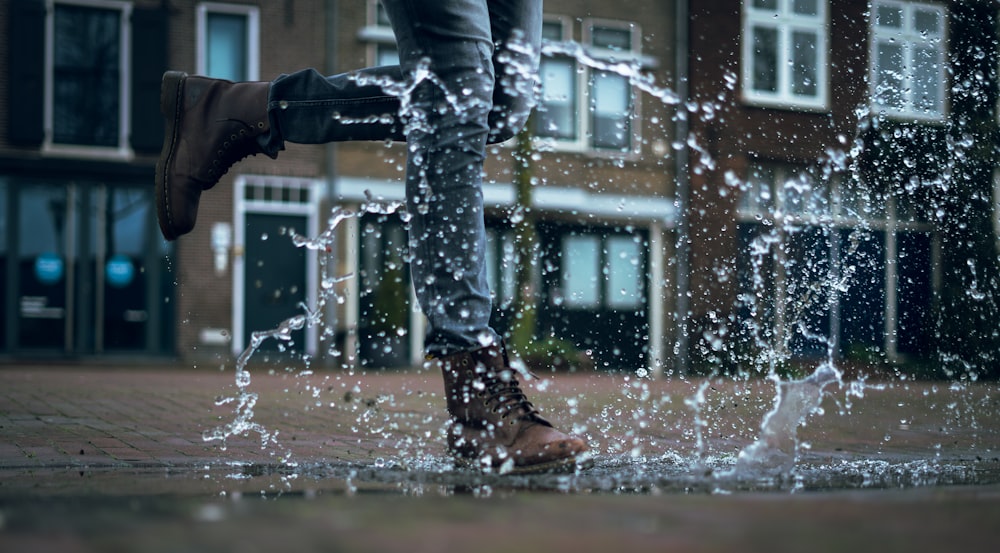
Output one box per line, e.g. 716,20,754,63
261,0,542,357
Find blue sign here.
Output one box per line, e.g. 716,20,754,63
34,252,64,285
106,254,135,288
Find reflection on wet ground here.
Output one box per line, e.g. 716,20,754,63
3,468,1000,553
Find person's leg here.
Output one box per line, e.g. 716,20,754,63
371,0,586,472
373,0,499,357
261,65,407,150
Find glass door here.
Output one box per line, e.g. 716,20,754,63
15,184,71,350
11,181,166,355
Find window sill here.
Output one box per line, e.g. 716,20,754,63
741,93,830,114
43,143,135,163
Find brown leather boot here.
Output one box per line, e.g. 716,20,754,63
155,71,275,241
436,343,590,474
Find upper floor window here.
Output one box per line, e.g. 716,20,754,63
535,18,641,154
587,25,635,151
742,0,828,110
870,0,947,120
360,0,399,66
47,0,131,154
738,162,830,222
197,2,260,81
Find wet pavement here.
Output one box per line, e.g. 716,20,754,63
2,363,999,551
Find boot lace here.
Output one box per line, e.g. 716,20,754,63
207,118,266,179
479,369,541,425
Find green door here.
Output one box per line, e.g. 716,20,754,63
243,212,307,355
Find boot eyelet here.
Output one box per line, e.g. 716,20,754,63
257,122,265,128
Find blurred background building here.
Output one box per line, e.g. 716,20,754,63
1,0,997,377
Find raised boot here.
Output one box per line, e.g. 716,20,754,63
155,71,275,241
437,343,590,473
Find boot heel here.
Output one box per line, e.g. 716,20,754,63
155,71,188,241
159,70,187,117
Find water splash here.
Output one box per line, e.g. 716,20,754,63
731,363,841,476
203,194,408,459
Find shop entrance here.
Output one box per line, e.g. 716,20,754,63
3,180,171,355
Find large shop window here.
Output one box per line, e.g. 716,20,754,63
2,180,172,354
742,0,828,110
738,161,935,360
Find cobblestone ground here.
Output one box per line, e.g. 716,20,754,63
1,364,999,552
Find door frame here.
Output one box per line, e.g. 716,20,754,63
232,175,321,357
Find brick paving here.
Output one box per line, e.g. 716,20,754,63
2,363,999,472
2,364,1000,552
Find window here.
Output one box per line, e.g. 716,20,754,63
737,162,833,357
870,0,947,120
742,0,828,110
605,236,643,308
485,229,517,309
535,18,641,153
994,168,1000,254
561,235,601,308
588,26,634,150
360,0,399,66
738,163,830,221
737,161,936,360
197,3,259,81
46,0,131,154
536,19,579,143
559,232,644,309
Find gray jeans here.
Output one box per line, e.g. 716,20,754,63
260,0,542,356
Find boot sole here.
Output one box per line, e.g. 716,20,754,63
154,70,187,242
456,454,594,476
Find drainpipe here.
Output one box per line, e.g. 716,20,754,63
324,0,340,367
673,0,691,374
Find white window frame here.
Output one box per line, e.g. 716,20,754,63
584,18,642,154
43,0,133,160
869,0,948,121
534,16,644,156
994,168,1000,257
535,16,585,151
196,2,260,81
741,0,829,111
359,0,398,67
